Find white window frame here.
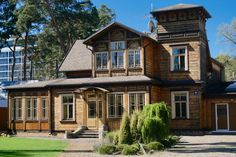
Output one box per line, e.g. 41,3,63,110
12,97,22,120
128,49,141,68
170,46,188,71
107,92,124,118
128,91,146,114
41,97,48,120
26,97,38,120
95,51,108,70
171,91,189,119
60,94,75,121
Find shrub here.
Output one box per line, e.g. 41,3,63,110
98,144,116,155
139,102,171,143
130,110,140,142
146,141,164,151
106,130,119,144
160,135,180,148
121,145,139,155
119,113,132,144
116,144,128,152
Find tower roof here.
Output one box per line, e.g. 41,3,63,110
151,3,211,18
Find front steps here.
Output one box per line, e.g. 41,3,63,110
77,130,99,138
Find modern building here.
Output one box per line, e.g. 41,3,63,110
5,4,236,133
0,38,31,82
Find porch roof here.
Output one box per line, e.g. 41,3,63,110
5,76,161,90
205,82,236,97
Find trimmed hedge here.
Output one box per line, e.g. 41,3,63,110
145,141,164,151
106,130,119,144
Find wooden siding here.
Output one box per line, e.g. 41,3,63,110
0,107,8,130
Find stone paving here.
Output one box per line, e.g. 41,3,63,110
59,135,236,157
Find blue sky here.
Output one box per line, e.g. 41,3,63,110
93,0,236,58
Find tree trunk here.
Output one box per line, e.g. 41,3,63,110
23,31,29,81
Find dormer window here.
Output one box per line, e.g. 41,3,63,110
111,41,125,69
171,46,188,71
96,52,108,70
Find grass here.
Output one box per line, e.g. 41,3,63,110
0,137,68,157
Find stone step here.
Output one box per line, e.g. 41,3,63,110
77,134,99,138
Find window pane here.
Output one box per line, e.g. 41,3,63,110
128,52,134,67
69,104,73,119
96,53,101,69
63,105,67,119
175,103,180,118
135,51,140,66
118,51,123,68
99,101,102,118
112,52,117,68
181,103,187,118
180,56,185,70
102,53,107,68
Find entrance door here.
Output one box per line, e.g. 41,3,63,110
216,104,229,131
87,101,97,129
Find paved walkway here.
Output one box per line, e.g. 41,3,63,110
59,135,236,157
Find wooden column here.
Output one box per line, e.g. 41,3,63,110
48,88,52,133
22,93,26,131
37,94,41,131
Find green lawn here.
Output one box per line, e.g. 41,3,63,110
0,137,68,157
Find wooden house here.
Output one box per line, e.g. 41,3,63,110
6,4,236,133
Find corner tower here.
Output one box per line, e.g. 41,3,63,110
151,4,212,82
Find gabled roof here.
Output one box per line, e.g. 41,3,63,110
205,82,236,97
58,40,92,72
83,22,157,45
151,3,211,18
211,58,224,68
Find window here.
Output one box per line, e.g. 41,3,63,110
111,51,124,68
108,93,123,118
61,94,74,120
110,41,125,50
171,46,188,71
111,41,125,69
12,98,22,120
96,52,108,69
128,50,141,68
171,91,189,119
26,98,37,120
129,93,145,114
42,98,47,120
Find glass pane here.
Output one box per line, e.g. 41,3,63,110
88,101,96,118
175,103,180,118
128,52,134,67
112,52,117,68
181,95,186,101
174,56,179,70
109,106,114,117
69,104,73,119
180,56,185,70
179,48,185,54
99,101,102,118
96,53,101,69
135,51,140,66
63,105,67,119
175,95,180,101
102,53,107,68
118,51,124,68
181,103,187,118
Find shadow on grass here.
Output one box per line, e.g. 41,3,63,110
0,150,64,157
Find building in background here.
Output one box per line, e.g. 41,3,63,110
0,38,32,82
